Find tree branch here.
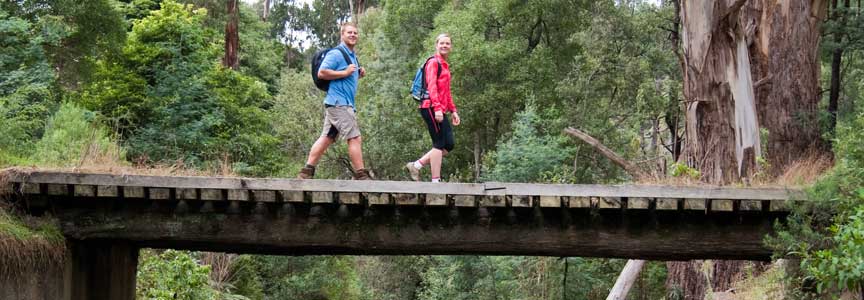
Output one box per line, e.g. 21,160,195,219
564,127,646,179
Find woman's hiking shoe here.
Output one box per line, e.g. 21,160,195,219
354,169,372,180
297,167,315,179
405,162,421,181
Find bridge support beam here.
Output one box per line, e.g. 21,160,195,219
69,240,139,300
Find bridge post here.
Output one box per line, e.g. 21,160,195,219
69,240,139,300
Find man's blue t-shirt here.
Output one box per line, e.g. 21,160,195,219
319,43,359,108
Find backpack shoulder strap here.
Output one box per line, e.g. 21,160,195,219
334,47,352,66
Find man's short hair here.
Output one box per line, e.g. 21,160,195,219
341,22,358,34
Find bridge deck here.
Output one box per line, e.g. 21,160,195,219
1,170,805,260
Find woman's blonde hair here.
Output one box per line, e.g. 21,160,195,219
435,33,451,45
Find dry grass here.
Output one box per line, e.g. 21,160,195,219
772,152,834,187
0,203,66,280
636,153,833,189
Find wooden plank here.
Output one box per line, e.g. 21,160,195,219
569,197,591,208
311,192,333,204
711,200,734,212
740,200,761,211
366,193,390,205
177,188,197,200
123,186,145,198
684,199,706,211
426,194,447,206
539,196,561,207
489,181,801,200
227,190,249,201
149,188,171,200
280,191,304,202
47,184,68,196
253,190,276,202
509,195,532,207
3,171,804,201
480,195,506,207
339,192,360,205
200,189,223,201
656,198,678,210
454,195,475,207
97,185,118,197
393,194,420,205
770,200,789,212
21,182,40,194
73,185,96,197
597,197,622,209
249,178,492,195
628,197,650,209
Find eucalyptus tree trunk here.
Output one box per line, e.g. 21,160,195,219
223,0,240,70
669,0,827,299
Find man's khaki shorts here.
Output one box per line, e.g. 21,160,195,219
320,105,361,140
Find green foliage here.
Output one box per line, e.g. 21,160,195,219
483,102,573,183
771,112,864,297
0,10,66,165
136,249,216,300
670,162,700,179
33,102,125,167
77,0,283,175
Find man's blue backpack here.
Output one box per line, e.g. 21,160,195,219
410,56,441,101
311,47,353,92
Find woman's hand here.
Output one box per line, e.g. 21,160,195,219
451,112,461,126
435,111,444,123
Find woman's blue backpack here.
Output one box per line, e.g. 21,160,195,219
410,56,441,101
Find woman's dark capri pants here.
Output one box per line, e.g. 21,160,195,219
419,107,454,152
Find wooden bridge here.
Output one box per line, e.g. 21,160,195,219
1,170,804,300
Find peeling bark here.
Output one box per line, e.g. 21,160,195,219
672,0,828,298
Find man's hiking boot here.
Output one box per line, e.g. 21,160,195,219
405,162,421,181
297,167,315,179
354,168,372,180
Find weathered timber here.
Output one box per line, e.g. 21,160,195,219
123,186,144,198
426,194,447,206
480,195,506,207
711,200,734,212
510,195,532,207
394,194,420,205
366,193,390,205
201,189,223,201
280,190,304,202
253,190,276,202
47,184,67,196
178,188,197,200
740,200,761,211
339,193,360,205
540,196,561,207
3,171,802,200
311,192,333,203
607,260,645,300
227,190,248,201
629,198,650,209
74,185,95,197
656,198,678,210
37,199,780,260
454,195,475,207
149,188,171,200
97,185,118,197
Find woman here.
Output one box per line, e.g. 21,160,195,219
406,33,461,182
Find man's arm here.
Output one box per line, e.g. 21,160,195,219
318,65,356,80
317,51,355,80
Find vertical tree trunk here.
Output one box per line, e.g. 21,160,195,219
750,0,828,170
669,0,827,299
263,0,271,21
828,0,850,134
223,0,240,70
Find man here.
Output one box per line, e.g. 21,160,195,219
297,23,371,180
